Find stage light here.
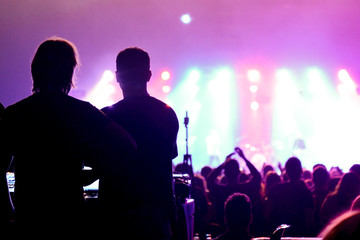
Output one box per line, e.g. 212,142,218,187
249,85,258,93
162,85,171,93
276,69,290,82
247,69,260,83
250,101,259,110
338,69,356,91
188,69,201,83
85,70,116,108
102,70,115,82
161,71,171,81
181,14,192,24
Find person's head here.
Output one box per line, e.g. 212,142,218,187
115,47,152,95
224,193,252,230
200,166,212,179
285,157,303,182
319,211,360,240
31,37,79,94
335,172,360,200
265,171,281,195
350,164,360,177
313,166,330,189
224,159,240,183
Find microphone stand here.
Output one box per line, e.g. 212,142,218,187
183,111,193,177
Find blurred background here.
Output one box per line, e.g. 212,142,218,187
1,0,360,171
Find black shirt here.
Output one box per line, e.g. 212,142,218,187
0,92,135,230
102,95,179,207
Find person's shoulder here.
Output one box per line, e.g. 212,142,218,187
101,101,123,115
149,96,177,115
3,94,36,115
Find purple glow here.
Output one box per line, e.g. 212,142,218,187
2,1,360,171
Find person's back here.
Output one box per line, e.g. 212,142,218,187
101,47,179,239
0,38,136,235
320,172,360,227
266,157,314,236
102,96,178,205
4,93,104,225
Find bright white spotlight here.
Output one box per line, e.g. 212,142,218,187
247,69,260,83
249,85,258,93
276,69,291,82
217,68,232,81
188,69,201,83
162,85,171,93
102,70,115,82
161,71,171,81
338,69,356,90
85,70,116,108
250,101,259,110
181,14,192,24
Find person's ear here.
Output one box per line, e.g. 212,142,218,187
115,71,121,83
147,70,152,82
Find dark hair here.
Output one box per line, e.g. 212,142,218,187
313,166,330,188
116,47,150,83
285,157,302,181
31,37,79,94
116,47,150,71
224,193,252,227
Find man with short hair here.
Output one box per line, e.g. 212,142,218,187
101,47,179,239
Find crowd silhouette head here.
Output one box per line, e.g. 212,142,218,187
285,157,302,182
115,47,152,96
224,193,252,229
31,37,79,94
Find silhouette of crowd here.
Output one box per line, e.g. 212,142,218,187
1,37,360,240
176,153,360,239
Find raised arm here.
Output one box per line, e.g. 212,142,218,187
235,147,261,185
207,152,234,191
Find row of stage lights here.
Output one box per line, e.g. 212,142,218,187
158,68,358,109
85,67,358,110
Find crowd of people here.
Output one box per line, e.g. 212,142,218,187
175,149,360,239
1,36,360,240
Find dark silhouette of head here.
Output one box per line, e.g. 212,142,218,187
263,164,274,178
313,166,330,189
336,172,360,201
224,193,252,230
350,164,360,177
115,47,152,96
31,37,79,94
265,170,281,196
224,159,240,183
285,157,302,182
200,166,212,179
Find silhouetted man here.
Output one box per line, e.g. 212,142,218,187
101,47,179,239
214,193,253,240
0,37,136,237
267,157,314,236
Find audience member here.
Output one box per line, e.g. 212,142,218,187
214,193,253,240
0,37,136,236
101,47,179,239
350,164,360,177
320,172,360,227
318,210,360,240
263,170,281,198
312,165,330,233
207,148,261,228
266,157,314,236
201,166,213,181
